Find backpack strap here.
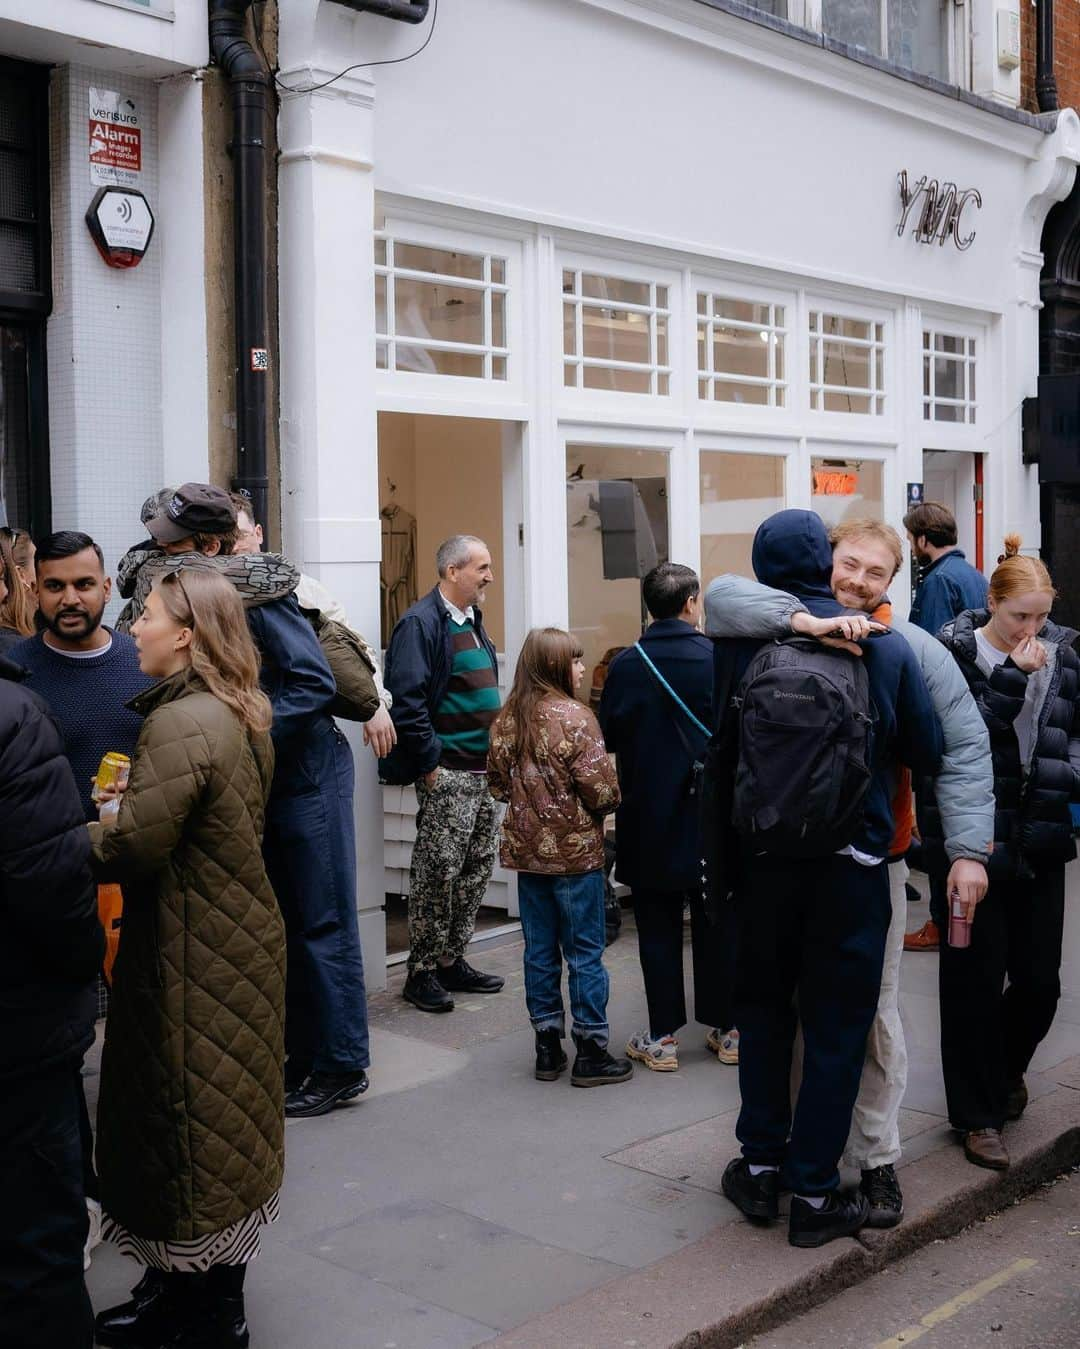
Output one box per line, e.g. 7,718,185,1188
634,642,711,740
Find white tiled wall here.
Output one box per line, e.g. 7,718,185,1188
48,64,164,602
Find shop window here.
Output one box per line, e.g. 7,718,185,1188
809,312,886,416
810,457,884,528
374,233,509,380
697,293,786,407
565,445,669,691
821,0,949,82
700,452,785,583
923,330,976,425
562,271,670,396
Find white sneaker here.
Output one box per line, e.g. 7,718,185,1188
84,1198,102,1271
706,1027,739,1065
625,1030,679,1072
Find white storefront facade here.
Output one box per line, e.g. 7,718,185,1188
278,0,1080,978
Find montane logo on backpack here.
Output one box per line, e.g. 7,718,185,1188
773,689,814,702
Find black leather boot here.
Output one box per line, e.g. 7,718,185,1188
166,1267,249,1348
534,1028,568,1081
94,1269,171,1348
570,1037,633,1087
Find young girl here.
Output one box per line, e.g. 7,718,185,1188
487,628,631,1086
90,569,285,1349
0,526,36,652
924,536,1080,1171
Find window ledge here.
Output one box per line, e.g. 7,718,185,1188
692,0,1055,132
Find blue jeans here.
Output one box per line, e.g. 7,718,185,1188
264,717,370,1074
517,870,609,1047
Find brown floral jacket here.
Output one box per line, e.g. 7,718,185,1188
487,696,620,874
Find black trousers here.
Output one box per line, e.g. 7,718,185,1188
631,888,735,1037
734,853,890,1196
932,865,1065,1131
0,1063,93,1349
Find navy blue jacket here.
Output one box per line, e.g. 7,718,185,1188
0,657,102,1084
246,594,336,766
910,548,987,636
599,619,714,890
715,511,943,859
380,586,499,786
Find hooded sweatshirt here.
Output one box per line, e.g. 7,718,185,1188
731,510,943,859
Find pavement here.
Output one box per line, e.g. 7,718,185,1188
83,865,1080,1349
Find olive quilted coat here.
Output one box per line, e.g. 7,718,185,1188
89,670,285,1241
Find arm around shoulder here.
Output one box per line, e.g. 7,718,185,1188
703,574,804,640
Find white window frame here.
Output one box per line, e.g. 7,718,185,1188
812,0,968,88
374,210,525,407
808,303,890,419
922,327,978,426
696,287,790,410
557,252,682,409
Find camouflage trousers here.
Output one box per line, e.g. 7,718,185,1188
408,768,499,974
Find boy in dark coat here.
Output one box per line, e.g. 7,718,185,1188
600,563,736,1073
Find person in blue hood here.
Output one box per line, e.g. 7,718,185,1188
713,510,943,1249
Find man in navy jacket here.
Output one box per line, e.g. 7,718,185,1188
904,500,988,637
712,510,942,1249
599,563,736,1074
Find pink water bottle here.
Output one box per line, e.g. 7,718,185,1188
947,887,971,949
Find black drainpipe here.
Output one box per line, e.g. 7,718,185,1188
1036,0,1058,113
208,0,270,537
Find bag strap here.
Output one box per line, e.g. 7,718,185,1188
634,642,711,741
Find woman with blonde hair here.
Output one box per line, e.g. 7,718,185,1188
488,627,631,1086
0,526,36,650
921,535,1080,1172
89,567,285,1349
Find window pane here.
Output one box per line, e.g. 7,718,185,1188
394,278,485,346
564,363,578,388
823,314,872,343
583,364,652,394
700,451,785,581
969,362,976,402
580,273,650,306
823,341,870,390
656,322,668,367
774,305,786,329
563,269,576,293
934,356,964,401
887,0,947,80
774,339,785,385
582,310,650,365
655,285,668,309
492,292,506,348
824,390,872,414
394,242,483,280
822,0,883,56
923,354,931,398
699,378,710,400
375,274,387,334
657,373,670,396
714,380,770,405
714,298,772,327
714,325,770,381
491,356,507,381
811,457,884,526
374,237,387,266
563,303,577,356
935,332,964,355
395,345,484,378
490,258,506,284
697,292,709,317
376,340,388,369
697,327,708,371
934,403,965,423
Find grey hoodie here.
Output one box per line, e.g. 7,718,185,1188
704,573,994,865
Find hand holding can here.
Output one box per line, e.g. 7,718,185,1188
947,885,972,949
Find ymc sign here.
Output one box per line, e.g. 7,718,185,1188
85,188,155,269
896,171,982,252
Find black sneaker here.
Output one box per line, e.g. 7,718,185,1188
403,969,455,1012
570,1037,633,1087
1005,1076,1028,1121
436,958,505,994
284,1058,311,1093
860,1164,904,1228
788,1189,869,1248
721,1157,780,1223
535,1028,568,1081
285,1070,368,1119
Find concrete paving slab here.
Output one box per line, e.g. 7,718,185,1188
364,1026,469,1100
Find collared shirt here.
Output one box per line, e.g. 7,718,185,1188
439,589,475,627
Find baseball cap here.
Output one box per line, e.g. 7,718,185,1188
147,483,237,544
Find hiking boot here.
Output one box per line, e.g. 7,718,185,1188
1005,1076,1029,1121
706,1026,740,1064
860,1164,904,1228
403,969,454,1012
963,1128,1010,1170
570,1037,633,1087
436,958,504,994
721,1157,779,1223
285,1070,368,1118
534,1028,568,1081
788,1189,870,1248
626,1030,679,1072
904,919,940,951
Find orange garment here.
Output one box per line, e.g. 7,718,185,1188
873,599,914,859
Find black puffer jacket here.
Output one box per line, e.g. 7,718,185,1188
920,610,1080,878
0,655,103,1083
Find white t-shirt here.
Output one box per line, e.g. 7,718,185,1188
973,626,1039,772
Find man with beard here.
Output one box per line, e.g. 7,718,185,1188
10,531,152,1269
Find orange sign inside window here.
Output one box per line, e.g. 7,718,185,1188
813,470,858,496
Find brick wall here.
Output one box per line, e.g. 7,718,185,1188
1021,0,1080,113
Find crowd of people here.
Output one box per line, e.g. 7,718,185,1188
1,486,1077,1347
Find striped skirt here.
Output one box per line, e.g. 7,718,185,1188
101,1192,280,1272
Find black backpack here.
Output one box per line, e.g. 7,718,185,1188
732,638,873,858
